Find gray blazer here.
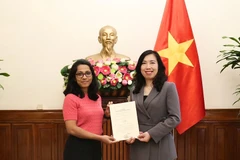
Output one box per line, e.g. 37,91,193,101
129,82,181,160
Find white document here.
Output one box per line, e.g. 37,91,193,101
109,101,139,141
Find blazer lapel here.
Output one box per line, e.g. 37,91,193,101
135,87,151,118
144,87,159,110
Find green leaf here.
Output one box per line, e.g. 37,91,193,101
110,86,118,90
0,84,4,90
116,83,122,89
223,44,236,47
103,84,110,88
232,97,240,105
60,65,69,77
217,36,240,105
0,73,10,77
228,37,240,44
128,85,133,90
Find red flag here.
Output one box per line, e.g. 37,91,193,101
154,0,205,134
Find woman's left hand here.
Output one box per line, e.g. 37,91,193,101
137,132,151,142
125,137,135,144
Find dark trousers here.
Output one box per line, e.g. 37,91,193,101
64,135,101,160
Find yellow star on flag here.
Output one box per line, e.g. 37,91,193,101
158,32,194,75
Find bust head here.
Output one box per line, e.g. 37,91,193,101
85,25,130,61
98,25,118,52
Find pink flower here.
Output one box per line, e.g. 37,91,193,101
112,57,121,63
122,80,128,86
94,66,101,76
96,60,104,64
128,64,136,70
123,73,133,81
100,66,111,75
119,66,127,74
88,59,96,65
100,79,107,85
109,73,116,78
110,78,118,86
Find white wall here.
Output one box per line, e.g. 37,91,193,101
0,0,239,110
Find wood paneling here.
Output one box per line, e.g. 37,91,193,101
12,124,34,160
0,110,64,160
174,109,240,160
35,124,57,160
0,109,239,160
0,124,11,160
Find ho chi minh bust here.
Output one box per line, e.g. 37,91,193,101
86,25,130,62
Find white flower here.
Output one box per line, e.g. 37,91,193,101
128,60,134,65
106,76,112,82
111,60,117,64
104,60,111,65
111,63,119,70
120,58,126,62
68,64,73,69
96,62,103,67
128,80,132,85
115,71,123,79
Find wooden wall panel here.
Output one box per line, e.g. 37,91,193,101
35,124,57,160
236,126,240,159
187,125,209,160
0,124,11,160
0,109,239,160
212,123,240,160
174,109,240,160
12,124,34,160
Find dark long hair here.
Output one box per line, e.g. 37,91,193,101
133,50,167,94
63,59,99,101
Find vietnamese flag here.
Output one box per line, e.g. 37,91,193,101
154,0,205,134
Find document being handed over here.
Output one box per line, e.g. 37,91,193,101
109,101,139,141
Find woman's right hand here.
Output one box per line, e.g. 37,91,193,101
125,137,135,144
100,135,116,144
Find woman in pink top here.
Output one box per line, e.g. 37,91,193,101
62,59,115,160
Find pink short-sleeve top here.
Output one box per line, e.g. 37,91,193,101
63,94,103,135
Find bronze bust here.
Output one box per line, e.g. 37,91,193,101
86,25,130,61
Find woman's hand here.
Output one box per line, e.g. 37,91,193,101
138,132,151,142
100,135,116,144
125,137,136,144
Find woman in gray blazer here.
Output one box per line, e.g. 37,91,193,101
127,50,181,160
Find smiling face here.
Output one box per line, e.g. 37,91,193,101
75,64,93,93
140,54,158,81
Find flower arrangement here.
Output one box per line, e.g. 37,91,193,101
60,58,137,94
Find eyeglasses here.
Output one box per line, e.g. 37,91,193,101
75,71,92,78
